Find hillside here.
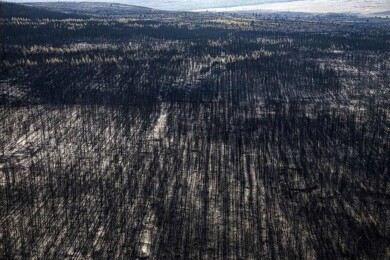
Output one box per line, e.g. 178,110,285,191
0,2,87,19
23,2,160,17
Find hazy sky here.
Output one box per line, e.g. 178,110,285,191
10,0,390,13
10,0,293,11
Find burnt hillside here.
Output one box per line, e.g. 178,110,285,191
1,4,389,259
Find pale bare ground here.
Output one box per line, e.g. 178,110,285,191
195,0,390,15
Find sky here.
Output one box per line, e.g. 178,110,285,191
10,0,292,11
9,0,390,14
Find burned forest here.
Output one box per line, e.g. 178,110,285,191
0,2,389,259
